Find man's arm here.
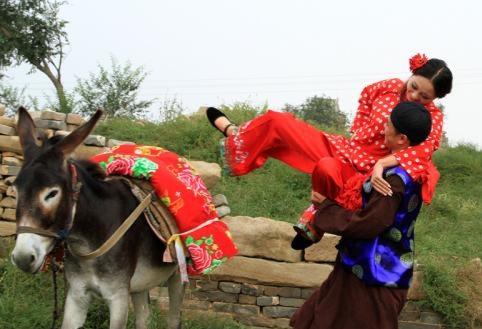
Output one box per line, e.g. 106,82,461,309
312,175,405,239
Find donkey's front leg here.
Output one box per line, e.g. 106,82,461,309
166,269,185,329
131,290,150,329
105,288,130,329
61,284,91,329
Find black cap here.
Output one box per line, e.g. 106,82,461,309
390,102,432,145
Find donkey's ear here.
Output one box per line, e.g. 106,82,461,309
56,110,103,157
17,106,40,161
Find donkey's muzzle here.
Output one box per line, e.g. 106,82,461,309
11,251,39,273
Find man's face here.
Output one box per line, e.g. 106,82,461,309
384,118,407,152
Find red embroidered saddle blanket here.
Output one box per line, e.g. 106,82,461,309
90,144,238,276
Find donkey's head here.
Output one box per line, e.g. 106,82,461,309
11,108,102,273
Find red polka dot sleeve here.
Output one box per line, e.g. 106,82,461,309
392,105,444,181
351,78,404,133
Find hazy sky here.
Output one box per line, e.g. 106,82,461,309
5,0,482,147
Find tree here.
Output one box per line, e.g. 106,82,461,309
75,58,155,118
0,79,39,115
0,0,69,112
282,95,348,133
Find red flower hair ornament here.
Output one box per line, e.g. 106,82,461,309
409,53,429,73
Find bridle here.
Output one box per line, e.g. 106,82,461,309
14,162,154,260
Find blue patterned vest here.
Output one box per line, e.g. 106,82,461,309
337,167,422,288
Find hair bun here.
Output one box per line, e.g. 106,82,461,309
409,53,429,73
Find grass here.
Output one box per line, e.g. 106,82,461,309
0,250,245,329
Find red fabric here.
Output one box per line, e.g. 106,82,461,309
223,78,442,206
91,144,238,275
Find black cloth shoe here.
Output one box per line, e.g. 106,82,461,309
206,107,236,137
291,233,314,250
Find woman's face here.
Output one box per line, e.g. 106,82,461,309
404,75,436,105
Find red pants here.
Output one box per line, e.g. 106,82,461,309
223,110,361,207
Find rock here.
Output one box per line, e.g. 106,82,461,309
71,145,108,160
238,294,257,305
257,296,280,306
209,256,333,288
2,157,22,167
67,124,78,132
263,286,301,298
107,139,135,148
191,290,238,303
4,176,16,186
407,271,425,300
0,124,16,136
40,110,66,121
219,282,242,294
213,194,229,206
2,152,18,157
241,283,265,296
188,160,221,189
304,233,341,262
301,287,316,299
0,136,21,153
194,280,219,291
233,304,260,316
279,297,305,307
54,130,70,137
223,216,302,263
6,186,16,197
1,208,16,221
84,135,106,147
66,113,84,125
262,306,298,318
0,181,8,192
0,117,15,128
0,220,15,236
34,119,67,131
0,197,16,209
216,205,231,218
0,165,20,176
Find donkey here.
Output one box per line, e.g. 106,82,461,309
10,108,184,329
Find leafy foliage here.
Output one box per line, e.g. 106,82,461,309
75,57,154,118
0,80,39,114
0,0,70,112
282,95,348,133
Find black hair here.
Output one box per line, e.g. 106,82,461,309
413,58,453,98
390,102,432,146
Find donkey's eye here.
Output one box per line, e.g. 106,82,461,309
45,190,59,201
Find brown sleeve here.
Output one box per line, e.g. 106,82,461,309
312,175,405,239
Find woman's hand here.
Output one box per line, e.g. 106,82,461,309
371,162,393,196
311,190,326,203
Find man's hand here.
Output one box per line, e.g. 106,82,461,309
311,190,326,203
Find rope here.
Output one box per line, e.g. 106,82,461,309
50,256,60,329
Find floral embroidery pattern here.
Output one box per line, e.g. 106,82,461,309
222,120,252,175
185,235,227,274
100,155,158,179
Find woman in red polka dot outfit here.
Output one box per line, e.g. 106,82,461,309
206,54,453,211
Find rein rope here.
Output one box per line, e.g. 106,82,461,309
50,255,60,329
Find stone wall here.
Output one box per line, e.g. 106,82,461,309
0,106,442,329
